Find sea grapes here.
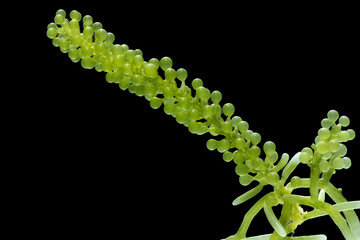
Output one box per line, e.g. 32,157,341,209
47,9,360,240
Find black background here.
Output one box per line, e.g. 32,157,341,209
18,2,360,239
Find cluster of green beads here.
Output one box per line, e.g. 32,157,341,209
299,110,355,173
47,9,290,187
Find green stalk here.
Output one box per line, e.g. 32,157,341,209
320,181,360,239
310,166,320,200
281,152,301,184
264,201,287,237
232,184,264,206
304,201,360,220
235,193,271,239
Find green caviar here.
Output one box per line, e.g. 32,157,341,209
299,109,355,172
46,9,290,188
48,10,360,240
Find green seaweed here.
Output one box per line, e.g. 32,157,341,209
47,9,360,239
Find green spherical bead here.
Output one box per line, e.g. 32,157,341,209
68,49,81,62
95,42,106,55
112,44,124,56
111,71,123,83
149,58,160,67
163,86,175,99
319,160,330,172
144,83,157,100
81,45,93,58
210,90,222,104
106,32,115,43
119,76,131,90
92,22,103,31
250,132,261,146
316,141,329,154
196,87,211,101
121,44,129,52
95,29,107,42
233,151,245,164
191,78,203,90
217,139,230,153
70,10,82,21
176,68,187,82
125,50,136,63
131,74,143,86
318,128,330,140
327,110,339,123
188,109,201,121
160,56,173,70
83,27,94,39
268,152,279,164
202,105,214,119
198,124,209,135
322,152,332,160
81,57,94,69
206,139,218,151
46,28,58,39
101,59,113,72
144,63,158,78
52,37,60,47
134,49,143,56
234,138,246,150
188,121,202,134
239,174,253,186
338,131,350,142
54,14,65,25
339,116,350,127
164,68,176,81
333,157,345,169
221,121,233,133
238,121,249,133
56,9,66,17
69,19,80,32
223,151,233,162
123,63,133,75
299,152,311,163
347,129,356,140
231,116,242,127
235,163,250,176
249,146,261,158
243,130,253,141
334,144,347,157
328,139,340,152
302,147,314,156
222,103,235,117
343,157,352,169
47,22,58,29
70,35,82,47
321,118,332,128
177,97,189,109
163,102,176,115
264,141,276,156
83,15,93,26
59,38,69,52
133,55,144,68
105,72,113,83
150,97,163,109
